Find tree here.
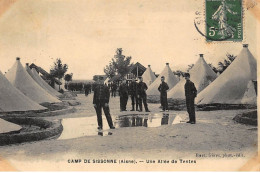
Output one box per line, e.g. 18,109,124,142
112,48,133,77
217,53,237,74
187,64,194,72
64,73,73,89
104,62,116,78
64,73,73,82
208,63,218,73
174,70,185,77
50,58,68,90
104,48,133,79
226,53,236,62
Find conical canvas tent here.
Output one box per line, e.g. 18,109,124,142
104,77,110,85
0,70,46,112
241,80,257,105
142,65,156,86
196,44,257,105
167,54,217,99
147,63,179,96
0,118,22,133
5,58,61,104
32,68,62,96
25,64,61,97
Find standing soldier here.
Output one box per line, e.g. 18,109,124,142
119,79,128,111
108,83,111,90
93,77,115,130
111,82,117,97
184,73,197,124
137,77,150,112
84,84,89,96
158,76,169,112
129,78,139,111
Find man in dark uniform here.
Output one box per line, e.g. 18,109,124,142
84,85,89,96
158,76,169,112
184,73,197,124
93,77,115,130
137,77,150,112
119,79,128,111
129,78,139,111
111,83,117,97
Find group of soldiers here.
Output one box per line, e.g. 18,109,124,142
92,73,197,130
108,83,117,97
118,77,150,112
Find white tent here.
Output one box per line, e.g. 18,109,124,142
168,54,217,99
0,118,22,134
25,65,61,97
196,44,257,105
5,58,61,104
0,70,46,112
241,80,257,105
142,65,156,86
147,63,179,96
104,77,110,85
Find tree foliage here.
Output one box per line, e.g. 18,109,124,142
104,48,133,78
187,64,194,72
217,53,237,73
173,70,185,77
175,53,236,76
64,73,73,82
104,62,116,78
50,58,68,80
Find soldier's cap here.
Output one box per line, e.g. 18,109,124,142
161,76,165,79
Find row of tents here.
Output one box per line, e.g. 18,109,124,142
1,58,67,134
0,57,63,113
142,44,257,106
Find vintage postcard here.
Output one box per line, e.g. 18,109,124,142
0,0,259,171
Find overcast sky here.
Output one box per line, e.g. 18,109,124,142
0,0,257,79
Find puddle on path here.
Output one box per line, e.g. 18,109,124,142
58,113,182,140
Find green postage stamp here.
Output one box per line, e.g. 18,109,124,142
205,0,243,41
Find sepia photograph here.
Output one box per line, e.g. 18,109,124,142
0,0,259,171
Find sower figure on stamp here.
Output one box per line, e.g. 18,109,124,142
137,77,150,112
129,78,139,111
184,73,197,124
211,0,238,39
119,79,128,112
158,76,169,112
93,77,115,130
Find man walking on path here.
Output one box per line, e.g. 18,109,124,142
119,79,128,111
137,77,150,112
158,76,169,112
129,78,139,111
93,77,115,130
184,73,197,124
